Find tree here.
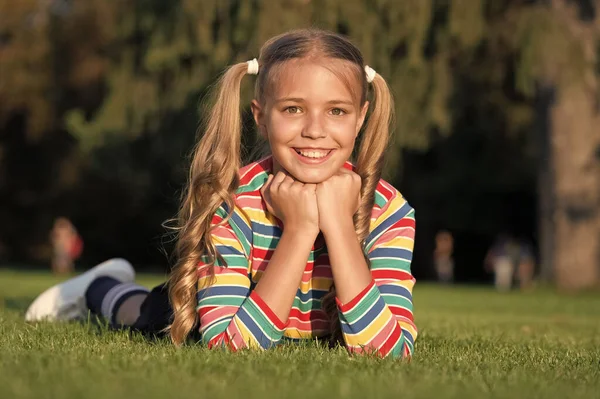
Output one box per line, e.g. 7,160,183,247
513,0,600,290
0,0,54,139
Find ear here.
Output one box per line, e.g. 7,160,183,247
251,99,267,138
355,101,369,136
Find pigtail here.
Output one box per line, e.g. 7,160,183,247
168,62,249,346
354,72,394,243
322,71,395,346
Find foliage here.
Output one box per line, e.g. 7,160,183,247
1,1,599,278
1,1,490,168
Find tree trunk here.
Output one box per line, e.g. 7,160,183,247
550,86,600,290
545,0,600,291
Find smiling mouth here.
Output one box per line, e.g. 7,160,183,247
294,148,333,159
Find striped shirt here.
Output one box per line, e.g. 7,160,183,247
197,156,417,358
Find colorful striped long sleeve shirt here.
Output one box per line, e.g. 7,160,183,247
196,156,417,358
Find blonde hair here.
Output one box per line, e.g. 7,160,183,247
168,28,394,346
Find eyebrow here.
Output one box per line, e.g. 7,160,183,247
326,99,354,106
274,97,305,103
274,97,354,106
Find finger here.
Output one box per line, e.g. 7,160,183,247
338,167,358,178
260,174,274,195
279,174,296,191
273,171,287,184
260,175,273,197
338,168,360,181
305,184,318,199
270,171,287,191
260,175,274,204
337,168,361,188
291,179,305,190
261,180,276,215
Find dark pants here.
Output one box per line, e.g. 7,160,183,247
128,283,175,339
108,282,200,342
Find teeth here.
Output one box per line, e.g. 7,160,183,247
297,150,328,158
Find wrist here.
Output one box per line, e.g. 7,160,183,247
281,223,320,241
321,216,355,238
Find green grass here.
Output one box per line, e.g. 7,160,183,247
1,268,599,399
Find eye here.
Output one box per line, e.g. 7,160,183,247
330,108,346,116
285,106,301,114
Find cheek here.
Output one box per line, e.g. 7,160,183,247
267,114,301,140
325,117,360,144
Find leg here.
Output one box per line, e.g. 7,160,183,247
115,294,148,326
494,259,513,292
128,283,174,337
87,280,173,335
25,258,136,322
85,276,149,327
26,259,175,338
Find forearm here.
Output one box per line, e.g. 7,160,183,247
323,218,414,359
253,227,318,322
322,218,373,304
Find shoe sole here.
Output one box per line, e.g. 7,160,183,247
24,258,135,322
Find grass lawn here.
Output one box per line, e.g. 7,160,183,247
1,268,599,399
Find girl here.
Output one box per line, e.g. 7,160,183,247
25,29,417,359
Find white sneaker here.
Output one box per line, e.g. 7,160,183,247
25,258,135,322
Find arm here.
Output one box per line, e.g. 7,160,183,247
198,206,317,351
323,193,417,359
253,226,318,322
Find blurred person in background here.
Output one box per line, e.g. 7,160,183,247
485,234,516,291
50,217,83,275
485,233,534,292
433,230,454,283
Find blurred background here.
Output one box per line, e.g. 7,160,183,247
0,0,599,292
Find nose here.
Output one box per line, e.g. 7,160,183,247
301,113,326,139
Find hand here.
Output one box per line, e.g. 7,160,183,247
315,169,362,236
260,171,320,234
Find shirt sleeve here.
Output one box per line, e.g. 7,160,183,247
335,192,417,359
196,204,287,351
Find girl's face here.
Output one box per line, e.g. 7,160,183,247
252,59,368,184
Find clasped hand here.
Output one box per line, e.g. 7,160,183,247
260,169,361,236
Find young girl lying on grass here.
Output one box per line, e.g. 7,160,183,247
26,28,417,359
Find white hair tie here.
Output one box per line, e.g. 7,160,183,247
365,65,376,83
247,58,259,75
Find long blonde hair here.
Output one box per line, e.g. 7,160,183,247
168,28,394,346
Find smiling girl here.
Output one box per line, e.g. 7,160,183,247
26,29,417,359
